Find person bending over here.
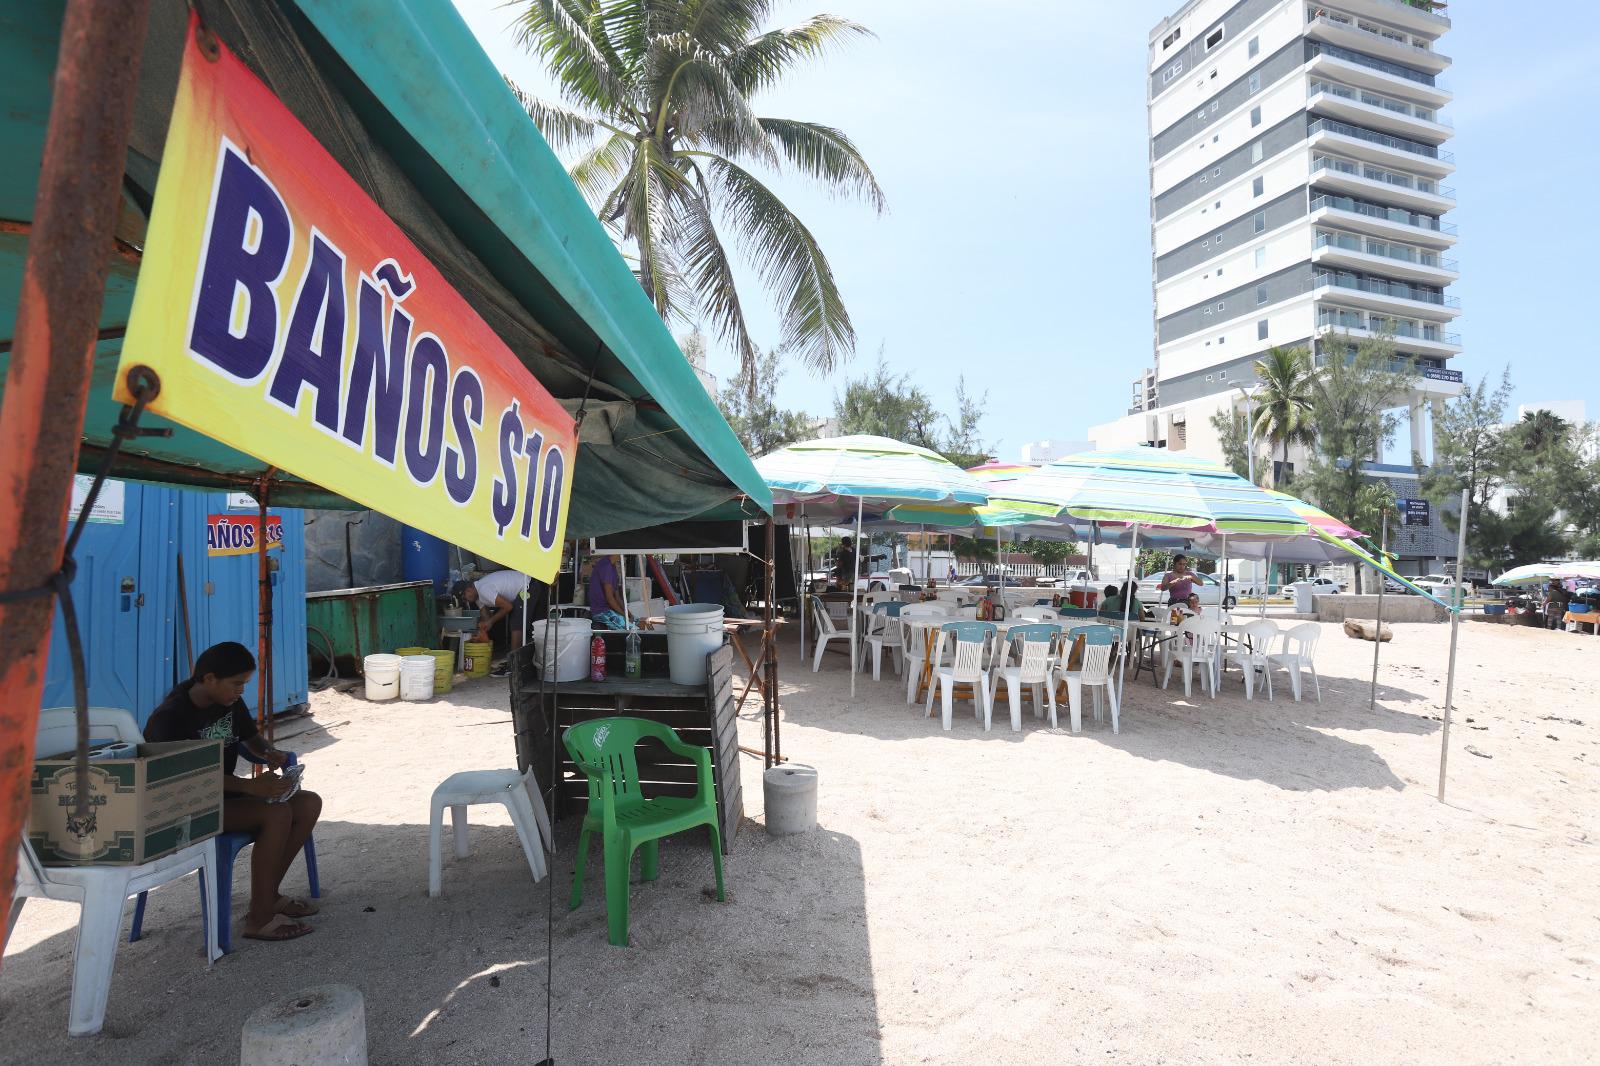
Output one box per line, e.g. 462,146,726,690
144,642,321,942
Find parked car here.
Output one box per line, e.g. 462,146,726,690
1411,573,1456,596
1137,570,1236,609
1305,575,1345,594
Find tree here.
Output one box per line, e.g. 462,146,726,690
1019,538,1079,568
716,345,811,455
939,378,993,470
1208,408,1252,482
1248,345,1315,488
833,357,993,467
1420,369,1515,569
510,2,884,383
1295,332,1410,590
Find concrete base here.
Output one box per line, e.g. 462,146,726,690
764,764,818,836
1314,594,1446,624
241,985,367,1066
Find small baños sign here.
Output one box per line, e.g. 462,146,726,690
117,14,576,581
206,513,283,557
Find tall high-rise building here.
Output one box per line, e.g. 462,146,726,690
1089,0,1463,571
1093,0,1461,477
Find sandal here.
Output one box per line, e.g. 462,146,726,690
242,914,314,942
275,896,320,918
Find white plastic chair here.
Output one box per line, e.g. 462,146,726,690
899,604,949,704
1224,619,1280,700
1267,622,1323,702
1012,606,1060,622
1056,624,1121,733
1162,615,1222,698
989,624,1060,731
9,707,220,1037
857,602,905,681
428,767,552,896
925,621,996,731
807,594,852,672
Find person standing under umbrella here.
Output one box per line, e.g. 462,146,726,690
834,536,857,590
1158,553,1196,606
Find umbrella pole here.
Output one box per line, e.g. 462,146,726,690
1086,527,1095,602
1369,509,1388,708
1260,543,1274,619
851,496,863,699
1117,523,1140,711
799,504,807,666
1438,488,1469,802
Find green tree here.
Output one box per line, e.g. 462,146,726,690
715,344,811,455
1019,538,1078,567
1208,408,1252,482
938,378,993,469
833,358,993,467
1248,345,1315,488
511,1,885,380
1420,369,1515,569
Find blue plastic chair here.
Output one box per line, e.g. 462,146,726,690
129,750,319,953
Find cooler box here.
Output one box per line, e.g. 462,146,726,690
1067,589,1098,609
29,740,223,866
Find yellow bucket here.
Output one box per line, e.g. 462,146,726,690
464,641,493,678
394,646,427,657
427,649,455,693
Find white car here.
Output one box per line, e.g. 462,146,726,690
1137,571,1237,609
1411,573,1457,596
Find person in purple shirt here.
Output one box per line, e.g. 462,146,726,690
587,554,629,630
1158,553,1196,605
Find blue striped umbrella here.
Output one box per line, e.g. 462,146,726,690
756,435,989,508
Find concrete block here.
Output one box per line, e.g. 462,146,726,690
241,984,367,1066
764,764,818,837
1314,594,1446,624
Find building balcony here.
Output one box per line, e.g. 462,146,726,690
1314,270,1460,319
1316,308,1462,354
1315,347,1464,399
1337,0,1450,35
1305,9,1451,75
1312,230,1459,284
1307,118,1454,177
1307,79,1451,144
1310,193,1458,248
1305,42,1450,102
1309,154,1455,214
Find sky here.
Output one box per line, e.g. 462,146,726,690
451,0,1597,460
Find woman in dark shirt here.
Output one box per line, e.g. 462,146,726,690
145,642,322,942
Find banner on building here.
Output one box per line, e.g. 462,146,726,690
117,14,575,581
207,514,284,558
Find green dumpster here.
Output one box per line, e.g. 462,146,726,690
306,581,437,676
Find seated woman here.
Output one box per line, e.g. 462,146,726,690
1099,584,1122,615
144,642,322,943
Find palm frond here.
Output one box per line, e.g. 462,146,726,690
506,80,601,151
646,34,773,165
680,0,777,55
674,161,756,362
570,131,638,204
757,118,886,214
710,157,852,373
515,0,631,115
725,16,873,93
622,138,692,317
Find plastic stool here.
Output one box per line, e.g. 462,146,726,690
428,768,552,896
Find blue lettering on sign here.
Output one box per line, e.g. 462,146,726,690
190,141,292,381
402,335,449,484
268,230,347,432
341,267,413,463
519,431,545,540
444,368,483,505
538,447,566,551
492,402,524,536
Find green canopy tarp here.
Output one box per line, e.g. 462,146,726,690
0,0,769,537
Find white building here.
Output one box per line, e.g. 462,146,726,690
1093,0,1462,478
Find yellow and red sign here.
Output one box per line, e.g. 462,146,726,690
117,15,575,581
206,514,283,558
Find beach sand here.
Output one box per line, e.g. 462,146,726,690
3,618,1597,1064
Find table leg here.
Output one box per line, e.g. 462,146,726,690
916,631,936,705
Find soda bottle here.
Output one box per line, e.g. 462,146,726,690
624,628,642,679
590,634,607,681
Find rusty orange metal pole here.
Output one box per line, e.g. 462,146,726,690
0,0,152,940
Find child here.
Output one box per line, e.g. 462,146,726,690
144,642,322,942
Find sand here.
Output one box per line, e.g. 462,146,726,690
3,618,1598,1064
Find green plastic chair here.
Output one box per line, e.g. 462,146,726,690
563,717,726,946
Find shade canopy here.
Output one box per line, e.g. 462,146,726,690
1492,562,1600,586
1265,489,1363,540
0,0,769,537
756,435,989,509
1005,449,1307,535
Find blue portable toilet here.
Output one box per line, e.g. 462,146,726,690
42,481,308,731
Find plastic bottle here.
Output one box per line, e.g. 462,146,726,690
590,635,607,681
624,627,642,679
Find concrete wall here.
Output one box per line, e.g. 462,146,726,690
1314,593,1447,624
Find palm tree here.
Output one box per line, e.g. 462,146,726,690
1517,409,1568,454
509,1,885,382
1249,346,1316,487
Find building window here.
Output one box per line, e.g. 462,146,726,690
1248,36,1259,59
1249,72,1261,93
1255,247,1266,268
1217,267,1224,276
1217,301,1225,312
1219,368,1228,379
1218,335,1226,345
1253,210,1266,233
1206,26,1224,50
1251,142,1263,164
1250,106,1262,127
1213,167,1221,177
1162,30,1177,49
1210,101,1219,112
1252,176,1264,197
1214,201,1221,209
1258,319,1269,340
1256,283,1268,304
1163,60,1184,83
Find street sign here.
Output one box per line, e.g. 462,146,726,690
1400,498,1431,526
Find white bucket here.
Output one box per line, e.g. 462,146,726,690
399,655,436,700
665,603,724,686
531,616,593,683
363,653,402,701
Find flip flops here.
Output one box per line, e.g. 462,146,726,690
242,913,313,942
275,896,320,918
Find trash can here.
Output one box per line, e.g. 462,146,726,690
1292,581,1316,614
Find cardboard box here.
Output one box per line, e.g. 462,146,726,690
29,741,223,866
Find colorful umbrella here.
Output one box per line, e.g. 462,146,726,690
1492,561,1600,586
1265,489,1363,540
